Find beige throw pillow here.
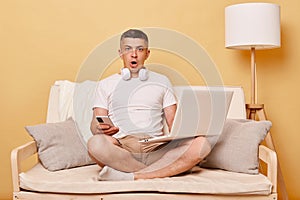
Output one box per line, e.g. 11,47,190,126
25,118,94,171
201,119,271,174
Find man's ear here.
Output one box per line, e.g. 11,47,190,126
145,49,150,60
118,49,122,57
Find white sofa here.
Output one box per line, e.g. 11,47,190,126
11,80,277,200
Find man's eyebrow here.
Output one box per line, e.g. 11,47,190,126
122,45,146,48
136,45,146,48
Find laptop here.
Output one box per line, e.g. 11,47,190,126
139,87,233,143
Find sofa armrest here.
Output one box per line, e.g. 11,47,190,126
258,144,277,193
11,141,37,192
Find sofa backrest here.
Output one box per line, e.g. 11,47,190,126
46,81,246,142
47,81,247,123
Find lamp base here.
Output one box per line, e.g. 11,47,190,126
246,103,264,120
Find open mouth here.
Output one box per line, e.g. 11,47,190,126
130,61,138,67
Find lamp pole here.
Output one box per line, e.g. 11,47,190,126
248,47,264,120
251,47,256,105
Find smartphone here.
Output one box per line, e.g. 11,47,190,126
96,116,114,127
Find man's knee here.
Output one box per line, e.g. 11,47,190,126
195,137,212,160
87,134,106,156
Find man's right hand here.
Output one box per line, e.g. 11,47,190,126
95,123,119,135
91,107,119,135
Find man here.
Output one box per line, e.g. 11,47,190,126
88,29,211,181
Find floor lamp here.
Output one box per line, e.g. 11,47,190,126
225,3,288,200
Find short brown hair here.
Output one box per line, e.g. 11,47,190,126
120,29,149,46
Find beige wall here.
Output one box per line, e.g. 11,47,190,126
1,0,299,199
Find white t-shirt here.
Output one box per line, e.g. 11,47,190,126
93,71,177,138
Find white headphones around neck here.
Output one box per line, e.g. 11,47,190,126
121,67,149,81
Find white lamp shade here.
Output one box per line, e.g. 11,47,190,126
225,3,281,50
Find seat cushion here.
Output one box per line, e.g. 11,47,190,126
20,163,272,195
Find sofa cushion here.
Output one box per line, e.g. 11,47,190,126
201,119,271,174
19,163,272,195
25,118,94,171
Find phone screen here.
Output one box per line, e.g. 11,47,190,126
96,116,114,126
96,117,104,123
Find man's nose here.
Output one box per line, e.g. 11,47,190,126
131,50,137,57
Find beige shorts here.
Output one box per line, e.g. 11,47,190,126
116,134,192,166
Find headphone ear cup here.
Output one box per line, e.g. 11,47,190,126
139,68,149,81
121,68,131,80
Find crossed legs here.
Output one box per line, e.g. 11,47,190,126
87,134,211,180
135,136,211,179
